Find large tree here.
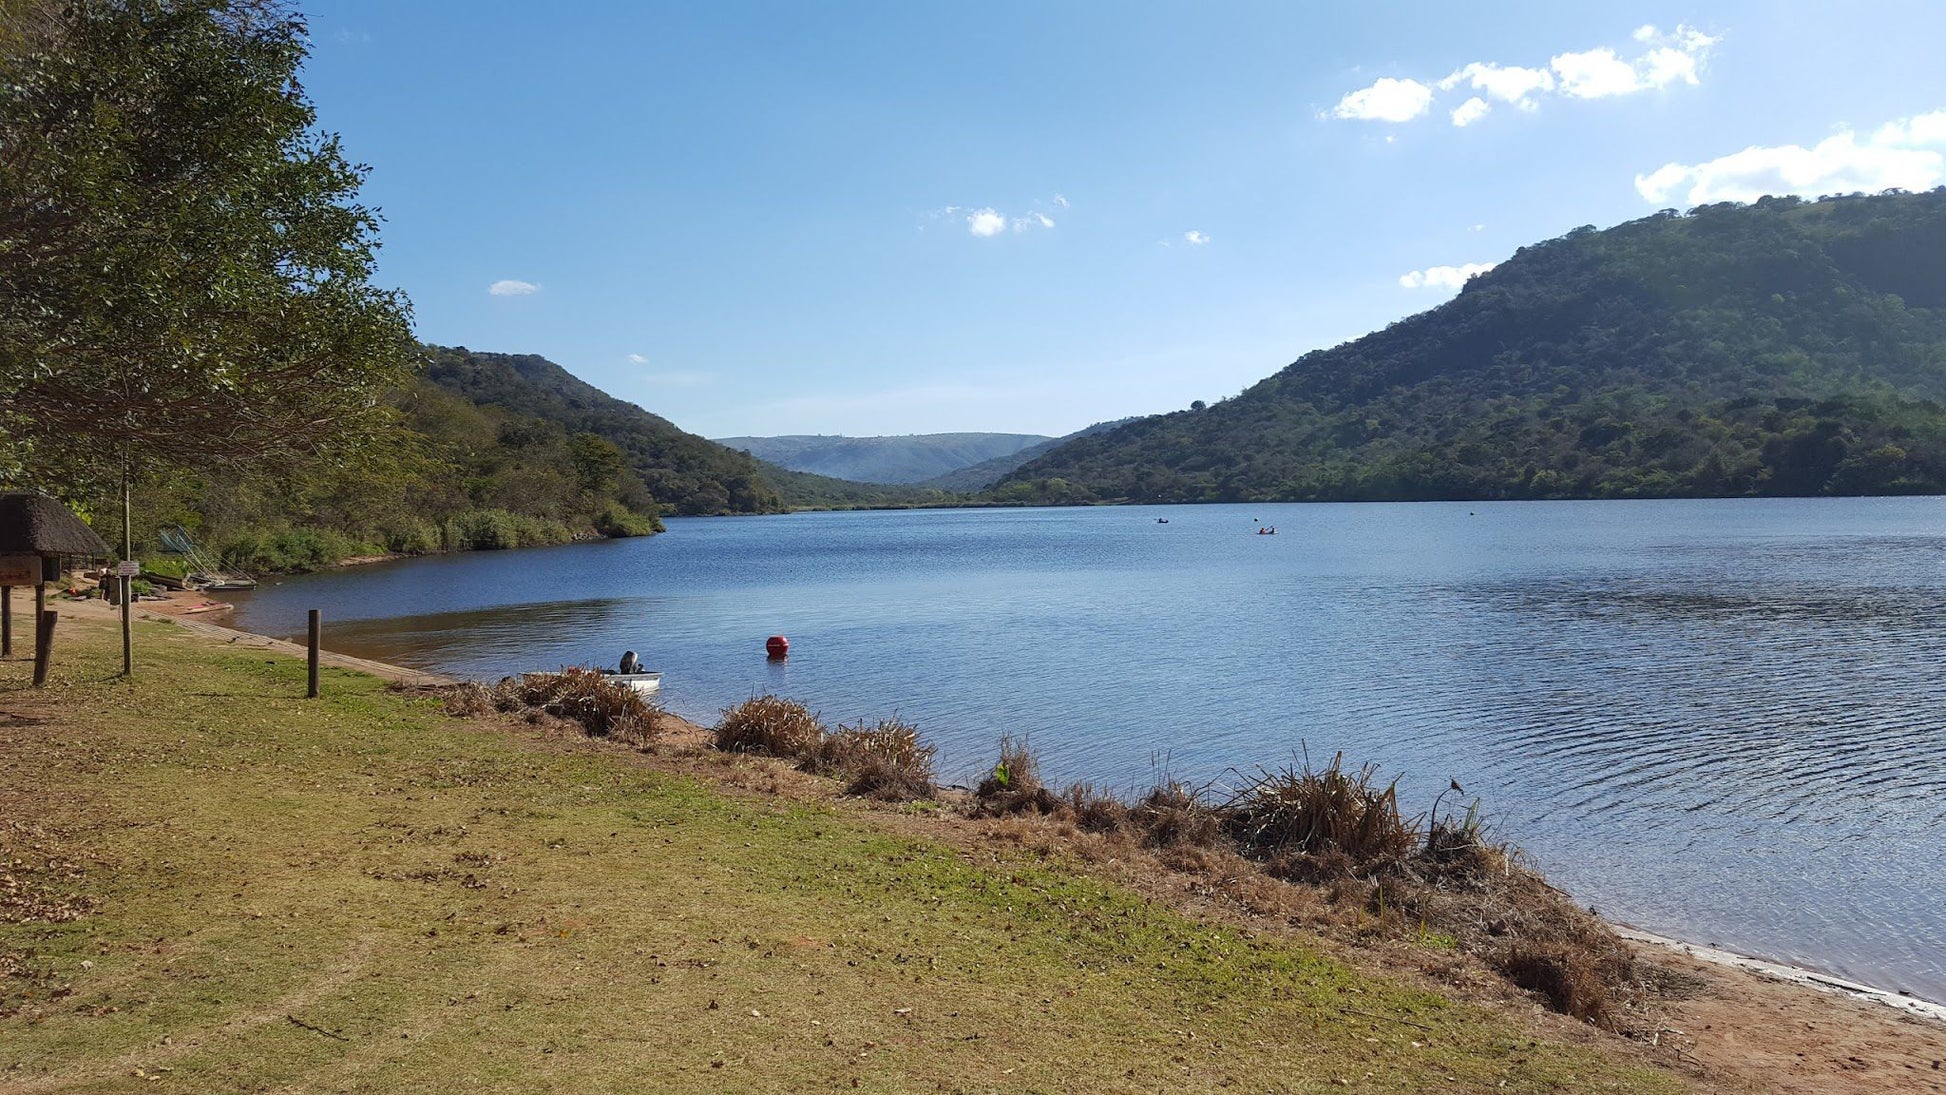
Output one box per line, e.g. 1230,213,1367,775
0,0,414,507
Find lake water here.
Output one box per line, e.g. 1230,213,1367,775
229,498,1946,1003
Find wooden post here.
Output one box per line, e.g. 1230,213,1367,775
120,574,132,676
31,610,55,687
307,609,320,698
1,585,10,658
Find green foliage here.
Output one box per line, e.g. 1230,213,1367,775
1002,190,1946,502
594,501,662,538
441,509,572,552
220,527,367,574
424,346,786,516
0,0,415,483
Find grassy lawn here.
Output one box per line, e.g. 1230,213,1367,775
0,612,1683,1094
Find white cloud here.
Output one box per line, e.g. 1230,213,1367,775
1549,47,1643,99
934,198,1061,238
966,208,1007,237
1399,262,1496,290
488,279,540,297
1439,62,1553,110
1183,230,1210,245
1636,110,1946,205
626,353,648,365
1335,24,1717,128
1451,97,1490,127
1469,223,1486,232
1330,77,1433,123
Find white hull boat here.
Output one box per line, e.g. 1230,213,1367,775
607,671,662,696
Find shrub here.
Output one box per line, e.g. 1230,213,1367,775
1496,945,1610,1026
445,667,662,746
1226,754,1416,872
219,527,361,573
595,502,662,538
973,735,1058,814
444,509,521,551
1061,783,1131,834
714,695,825,758
1131,780,1226,849
804,717,937,801
381,518,442,555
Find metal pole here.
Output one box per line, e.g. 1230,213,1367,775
1,586,10,657
31,610,54,687
307,609,320,698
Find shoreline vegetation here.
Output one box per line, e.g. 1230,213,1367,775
7,601,1940,1094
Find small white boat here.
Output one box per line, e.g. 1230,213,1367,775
606,671,662,696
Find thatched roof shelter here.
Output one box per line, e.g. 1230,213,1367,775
0,493,111,557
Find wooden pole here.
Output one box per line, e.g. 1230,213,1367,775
307,609,320,698
31,610,55,687
122,466,134,677
1,585,10,658
120,574,132,676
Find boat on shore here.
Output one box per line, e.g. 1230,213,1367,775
604,670,662,696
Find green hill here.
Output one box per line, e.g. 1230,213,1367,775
425,346,785,515
715,432,1052,484
997,190,1946,503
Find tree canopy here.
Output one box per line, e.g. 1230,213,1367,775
0,0,414,490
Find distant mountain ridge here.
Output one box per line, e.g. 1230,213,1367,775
1001,190,1946,503
919,419,1140,491
715,432,1053,484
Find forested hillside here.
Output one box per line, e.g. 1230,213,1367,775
425,346,785,515
1000,190,1946,503
716,432,1051,484
112,367,670,571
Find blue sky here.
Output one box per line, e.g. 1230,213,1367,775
303,1,1946,438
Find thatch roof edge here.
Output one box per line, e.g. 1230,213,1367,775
0,493,113,556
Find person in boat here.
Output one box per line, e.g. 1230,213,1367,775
618,650,643,675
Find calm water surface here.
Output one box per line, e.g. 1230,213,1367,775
230,498,1946,1002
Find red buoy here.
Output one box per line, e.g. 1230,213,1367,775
766,635,790,660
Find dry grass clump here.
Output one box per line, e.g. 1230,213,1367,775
713,695,825,758
1226,755,1417,876
1130,781,1226,849
444,668,663,746
973,736,1059,815
802,717,937,801
1060,783,1131,834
